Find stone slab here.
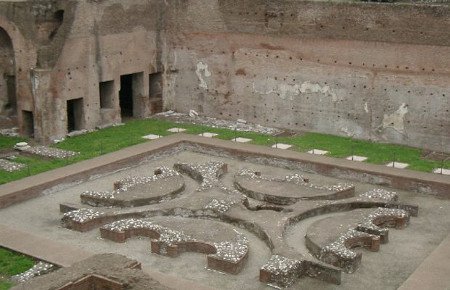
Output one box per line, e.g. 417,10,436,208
432,168,450,175
167,128,186,133
142,134,161,140
386,162,409,169
307,149,329,155
346,155,368,162
198,132,218,138
271,143,292,150
231,137,252,143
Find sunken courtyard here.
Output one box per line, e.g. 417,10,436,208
0,0,449,289
0,135,450,289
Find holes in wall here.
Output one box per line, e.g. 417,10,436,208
22,110,34,137
119,72,143,118
67,98,83,133
99,80,114,109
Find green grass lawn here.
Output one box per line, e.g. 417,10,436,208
0,248,34,290
0,118,448,185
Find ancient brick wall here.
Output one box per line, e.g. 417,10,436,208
164,0,450,152
0,0,448,151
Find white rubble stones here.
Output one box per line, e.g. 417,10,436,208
359,189,398,201
260,255,303,287
385,161,409,169
212,231,248,262
0,127,18,137
114,167,180,193
167,128,186,133
198,132,218,138
10,261,55,283
321,229,377,260
81,167,181,200
231,137,252,143
102,218,249,263
155,110,282,135
433,168,450,175
15,145,78,159
204,198,237,213
307,149,329,155
346,155,368,162
271,143,292,150
357,208,409,234
0,159,25,172
237,169,353,193
261,255,302,275
142,134,161,140
63,208,106,223
103,218,191,246
174,161,227,191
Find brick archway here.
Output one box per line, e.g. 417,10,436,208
0,26,16,127
0,16,37,136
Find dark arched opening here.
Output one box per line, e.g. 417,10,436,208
0,27,17,129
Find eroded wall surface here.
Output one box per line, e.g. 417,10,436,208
164,0,450,152
0,0,448,151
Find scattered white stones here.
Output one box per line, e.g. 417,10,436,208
16,145,78,159
0,159,25,172
261,255,301,275
102,218,249,264
231,137,252,143
307,149,328,155
204,198,237,213
155,110,282,135
10,261,55,283
385,162,409,169
212,231,248,263
357,208,409,234
198,132,218,138
346,155,367,162
63,208,106,223
0,127,18,137
167,127,186,133
359,189,398,201
237,169,353,193
433,168,450,175
142,134,161,140
81,167,181,203
271,143,292,150
174,161,227,191
321,229,377,260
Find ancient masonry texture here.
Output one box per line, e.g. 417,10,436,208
0,0,449,152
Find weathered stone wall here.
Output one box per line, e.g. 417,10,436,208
0,0,448,151
0,0,164,141
164,0,450,152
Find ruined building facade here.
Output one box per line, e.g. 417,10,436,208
0,0,449,151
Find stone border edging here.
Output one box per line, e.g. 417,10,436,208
0,133,449,210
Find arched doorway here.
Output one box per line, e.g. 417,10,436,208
0,27,17,129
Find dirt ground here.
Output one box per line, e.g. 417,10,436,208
0,150,449,290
